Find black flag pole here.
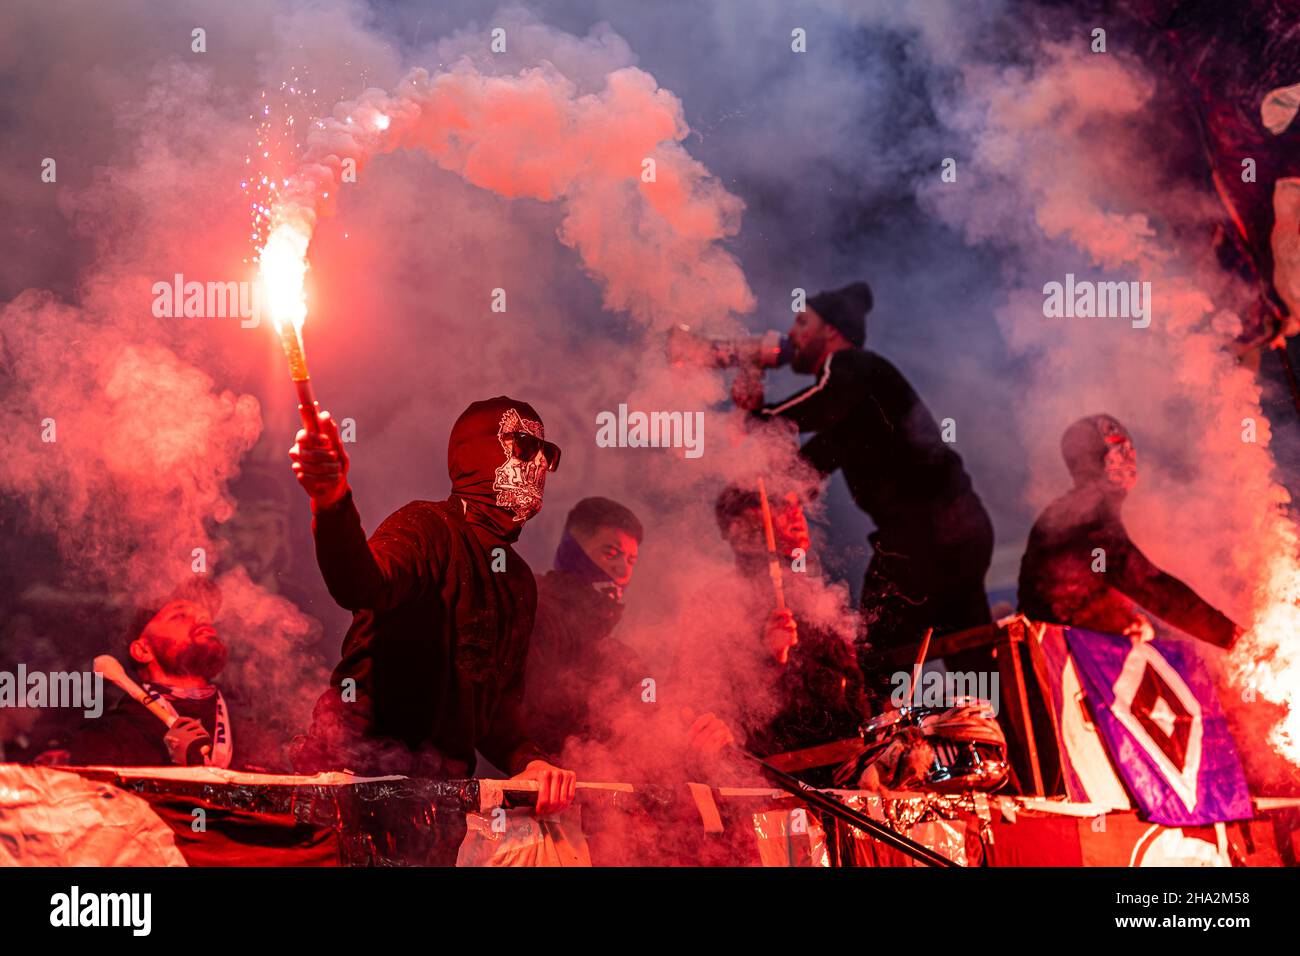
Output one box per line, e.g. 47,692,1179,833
735,747,960,868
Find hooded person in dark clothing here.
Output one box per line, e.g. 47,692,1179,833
1019,414,1242,648
288,397,577,830
523,497,734,760
735,281,994,664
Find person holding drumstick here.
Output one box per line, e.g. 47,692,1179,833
67,591,233,768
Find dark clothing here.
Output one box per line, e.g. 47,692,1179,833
858,492,995,655
1018,485,1237,647
523,570,644,756
745,622,867,760
295,491,547,779
527,570,745,811
723,567,868,760
759,348,993,652
1155,0,1300,343
67,690,221,767
530,562,867,759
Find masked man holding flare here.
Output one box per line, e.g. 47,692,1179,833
289,398,577,847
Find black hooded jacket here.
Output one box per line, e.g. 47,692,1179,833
522,569,645,756
295,398,552,778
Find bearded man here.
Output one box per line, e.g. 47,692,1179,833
68,595,233,768
736,281,995,662
712,484,868,767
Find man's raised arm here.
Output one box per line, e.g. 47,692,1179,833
289,410,430,611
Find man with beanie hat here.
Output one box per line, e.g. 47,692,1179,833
736,281,995,669
288,398,576,860
1019,414,1241,648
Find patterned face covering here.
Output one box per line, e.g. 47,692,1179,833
1062,412,1137,495
1099,417,1138,493
448,397,557,541
493,407,549,522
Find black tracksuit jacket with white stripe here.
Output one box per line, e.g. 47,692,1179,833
758,347,987,559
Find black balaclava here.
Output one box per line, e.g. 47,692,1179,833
1061,413,1137,493
448,396,548,542
554,530,624,603
808,281,872,348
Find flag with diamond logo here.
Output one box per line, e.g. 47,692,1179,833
1064,628,1252,825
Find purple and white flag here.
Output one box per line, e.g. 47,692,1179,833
1064,627,1252,826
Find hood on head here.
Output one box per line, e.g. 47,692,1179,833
1061,413,1133,486
448,396,549,540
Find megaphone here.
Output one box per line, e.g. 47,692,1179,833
667,326,793,369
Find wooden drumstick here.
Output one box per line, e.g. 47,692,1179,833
911,628,934,707
756,477,787,611
93,655,211,759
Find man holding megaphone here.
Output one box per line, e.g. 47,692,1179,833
732,281,995,675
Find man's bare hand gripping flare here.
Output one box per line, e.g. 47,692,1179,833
289,409,350,511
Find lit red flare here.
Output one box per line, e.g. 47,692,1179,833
1234,547,1300,765
259,220,319,433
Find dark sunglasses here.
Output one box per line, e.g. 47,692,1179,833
506,431,561,472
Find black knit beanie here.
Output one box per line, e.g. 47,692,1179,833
807,281,872,348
